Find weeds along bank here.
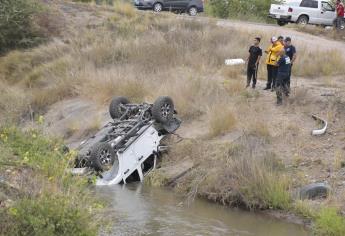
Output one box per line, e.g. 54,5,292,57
0,127,105,235
1,1,345,235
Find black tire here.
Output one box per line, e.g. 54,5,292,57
109,96,129,119
299,183,331,200
90,143,116,172
152,96,174,124
188,6,198,16
153,2,163,12
277,20,287,26
297,15,309,25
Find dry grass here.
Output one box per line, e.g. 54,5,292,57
208,105,237,137
167,135,291,210
293,50,345,78
1,1,344,124
246,121,271,141
294,24,345,41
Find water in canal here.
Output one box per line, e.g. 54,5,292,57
96,183,310,236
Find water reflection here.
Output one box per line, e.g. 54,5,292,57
95,183,310,236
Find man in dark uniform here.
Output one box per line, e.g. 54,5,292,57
246,37,262,89
276,49,291,105
284,37,296,93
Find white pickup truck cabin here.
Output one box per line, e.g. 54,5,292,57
269,0,341,26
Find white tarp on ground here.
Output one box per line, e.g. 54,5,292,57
225,58,245,66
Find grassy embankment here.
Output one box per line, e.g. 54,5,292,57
1,1,345,235
0,126,105,235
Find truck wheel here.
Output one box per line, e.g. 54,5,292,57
90,143,116,172
188,6,198,16
152,96,174,124
153,2,163,12
297,15,308,25
109,96,129,119
277,20,287,26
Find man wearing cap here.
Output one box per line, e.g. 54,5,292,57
284,37,296,93
276,49,291,105
246,37,262,89
264,36,284,91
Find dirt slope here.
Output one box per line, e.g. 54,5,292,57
40,1,345,210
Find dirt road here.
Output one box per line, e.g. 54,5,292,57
178,15,345,52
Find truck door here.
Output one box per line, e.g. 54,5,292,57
319,1,336,25
299,0,320,24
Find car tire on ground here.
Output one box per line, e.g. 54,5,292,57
277,20,287,26
109,96,130,119
188,6,198,16
152,96,174,124
153,2,163,12
90,143,116,172
297,15,308,25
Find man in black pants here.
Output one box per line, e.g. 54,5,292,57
284,37,296,93
246,37,262,89
264,37,283,91
276,50,291,105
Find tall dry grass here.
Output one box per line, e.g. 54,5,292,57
1,1,344,125
166,135,291,210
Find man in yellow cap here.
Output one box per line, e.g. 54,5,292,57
264,36,284,91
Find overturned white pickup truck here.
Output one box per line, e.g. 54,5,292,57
73,96,181,185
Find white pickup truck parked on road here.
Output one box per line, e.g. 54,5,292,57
269,0,343,27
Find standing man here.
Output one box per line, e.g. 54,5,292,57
264,37,284,91
335,0,344,30
284,37,296,93
276,49,291,105
246,37,262,89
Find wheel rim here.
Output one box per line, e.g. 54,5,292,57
99,149,113,170
154,4,162,12
161,103,171,118
118,104,126,115
189,7,197,16
299,18,307,25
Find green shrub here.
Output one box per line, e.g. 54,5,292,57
314,207,345,236
0,0,45,53
0,195,98,236
206,0,281,21
0,127,105,236
0,126,68,178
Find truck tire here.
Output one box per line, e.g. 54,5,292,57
153,2,163,12
299,183,331,200
188,6,198,16
297,15,309,25
277,20,287,26
152,96,174,124
109,96,129,119
90,143,116,172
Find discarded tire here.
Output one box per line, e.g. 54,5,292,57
299,183,331,200
152,96,174,125
109,96,129,119
90,143,116,172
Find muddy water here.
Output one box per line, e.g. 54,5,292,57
95,184,310,236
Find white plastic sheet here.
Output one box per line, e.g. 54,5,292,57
225,58,245,66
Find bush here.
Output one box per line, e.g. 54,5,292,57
0,195,98,236
0,127,104,236
206,0,281,21
314,208,345,236
0,0,45,53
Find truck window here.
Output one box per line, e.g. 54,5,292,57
321,1,334,11
300,0,319,8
